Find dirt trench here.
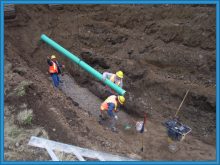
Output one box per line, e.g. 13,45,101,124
4,4,216,160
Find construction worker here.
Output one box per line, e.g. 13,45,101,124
102,71,124,95
47,55,65,87
99,95,125,132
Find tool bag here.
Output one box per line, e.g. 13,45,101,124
164,119,191,141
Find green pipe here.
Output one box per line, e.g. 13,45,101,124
41,34,126,96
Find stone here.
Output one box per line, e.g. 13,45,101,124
19,103,27,109
15,142,19,147
13,67,27,76
4,60,12,73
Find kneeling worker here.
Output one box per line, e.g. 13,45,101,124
99,95,125,132
102,71,124,95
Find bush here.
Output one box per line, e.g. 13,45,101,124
16,109,33,126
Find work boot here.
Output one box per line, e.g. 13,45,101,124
98,120,103,125
98,115,104,125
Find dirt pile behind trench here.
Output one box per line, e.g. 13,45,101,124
4,4,216,160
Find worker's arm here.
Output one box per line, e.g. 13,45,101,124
56,61,65,68
102,72,114,81
119,80,123,88
47,58,53,66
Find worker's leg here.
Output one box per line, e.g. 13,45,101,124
110,116,117,132
59,74,63,83
51,73,59,87
100,111,108,120
99,110,108,125
57,74,60,86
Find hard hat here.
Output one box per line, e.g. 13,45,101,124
116,71,124,79
51,55,56,59
118,96,125,105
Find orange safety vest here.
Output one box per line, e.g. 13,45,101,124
100,95,118,112
49,61,58,74
110,75,121,86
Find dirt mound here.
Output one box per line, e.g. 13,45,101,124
4,4,216,160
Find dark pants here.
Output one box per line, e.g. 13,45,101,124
51,73,60,87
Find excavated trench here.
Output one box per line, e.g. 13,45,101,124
58,73,132,128
4,4,216,160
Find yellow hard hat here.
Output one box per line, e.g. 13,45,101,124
116,71,124,79
51,55,56,59
118,96,125,105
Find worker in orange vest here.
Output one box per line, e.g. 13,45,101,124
102,71,124,95
47,55,65,87
99,95,125,132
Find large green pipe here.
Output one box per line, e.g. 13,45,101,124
41,34,126,96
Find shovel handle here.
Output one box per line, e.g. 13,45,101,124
175,89,190,117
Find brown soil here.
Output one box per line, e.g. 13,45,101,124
4,4,216,161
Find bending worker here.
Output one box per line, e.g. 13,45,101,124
99,95,125,132
47,55,65,88
102,70,124,95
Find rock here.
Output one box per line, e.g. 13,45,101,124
49,107,56,111
4,60,12,73
19,103,27,109
4,106,11,116
128,69,145,80
127,153,142,160
35,128,49,139
13,67,27,76
80,50,93,57
15,142,19,147
72,100,79,106
40,129,49,138
128,49,134,55
52,128,56,132
179,75,184,80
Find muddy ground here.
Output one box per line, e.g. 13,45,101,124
4,5,216,160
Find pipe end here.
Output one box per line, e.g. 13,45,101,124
40,34,47,40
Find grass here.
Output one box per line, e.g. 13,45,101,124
9,128,20,138
23,115,33,125
16,109,33,126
